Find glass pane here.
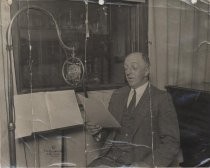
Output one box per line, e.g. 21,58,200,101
11,0,148,93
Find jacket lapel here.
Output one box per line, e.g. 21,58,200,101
133,85,151,131
113,86,130,123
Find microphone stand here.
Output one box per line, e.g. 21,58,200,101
6,6,77,167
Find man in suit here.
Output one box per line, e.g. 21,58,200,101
87,52,180,167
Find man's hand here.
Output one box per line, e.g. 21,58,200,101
86,122,102,135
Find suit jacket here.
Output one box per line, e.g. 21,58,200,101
98,84,180,167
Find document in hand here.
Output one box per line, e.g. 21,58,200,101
14,90,83,138
77,94,121,128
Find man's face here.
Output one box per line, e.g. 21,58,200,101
124,53,149,89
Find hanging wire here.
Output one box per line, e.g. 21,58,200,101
148,82,156,167
83,1,89,166
24,2,40,167
82,0,89,98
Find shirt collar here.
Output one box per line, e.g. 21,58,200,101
131,82,148,95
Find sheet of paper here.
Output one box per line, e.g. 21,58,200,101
14,94,33,138
31,92,51,133
14,90,83,138
77,94,121,128
45,90,83,129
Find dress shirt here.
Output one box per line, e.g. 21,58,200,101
127,82,148,107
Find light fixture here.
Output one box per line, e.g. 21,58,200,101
98,0,105,5
191,0,198,4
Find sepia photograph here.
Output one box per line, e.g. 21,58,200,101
0,0,210,167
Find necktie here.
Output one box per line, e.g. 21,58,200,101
127,89,136,112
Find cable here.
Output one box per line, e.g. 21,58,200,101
83,1,89,166
83,0,89,98
148,82,156,167
25,3,39,167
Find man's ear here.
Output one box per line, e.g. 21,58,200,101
144,67,150,77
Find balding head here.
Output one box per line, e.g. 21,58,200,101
124,52,149,88
126,52,150,67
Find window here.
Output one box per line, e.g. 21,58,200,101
11,0,148,94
